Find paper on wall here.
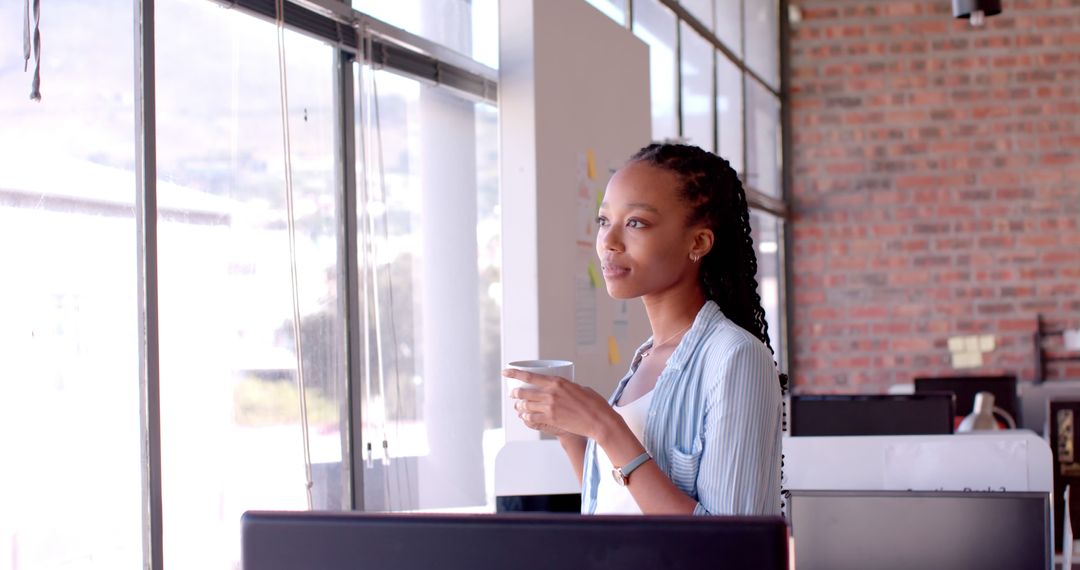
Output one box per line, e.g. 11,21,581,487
1065,328,1080,351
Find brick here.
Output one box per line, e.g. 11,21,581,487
789,0,1080,393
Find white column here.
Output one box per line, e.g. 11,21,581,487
415,3,485,508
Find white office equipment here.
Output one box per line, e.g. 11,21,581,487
783,431,1053,493
494,440,580,497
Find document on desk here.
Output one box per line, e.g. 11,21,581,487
883,438,1029,491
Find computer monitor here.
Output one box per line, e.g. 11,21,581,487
789,394,955,436
1018,380,1080,436
787,490,1051,570
914,375,1019,427
241,511,789,570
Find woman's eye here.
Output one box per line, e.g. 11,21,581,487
595,216,609,227
626,219,645,229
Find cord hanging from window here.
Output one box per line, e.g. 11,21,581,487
23,0,41,100
356,23,393,509
275,0,315,511
356,23,414,512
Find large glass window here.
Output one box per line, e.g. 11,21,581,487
632,0,679,142
751,211,784,367
155,2,348,567
744,0,779,89
714,0,742,55
0,1,141,568
680,23,716,152
681,0,714,31
353,66,501,512
747,79,782,198
352,0,499,69
716,53,744,176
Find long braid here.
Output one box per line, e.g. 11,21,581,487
630,143,789,512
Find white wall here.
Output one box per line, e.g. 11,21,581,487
499,0,652,445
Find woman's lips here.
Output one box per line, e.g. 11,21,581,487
601,263,629,279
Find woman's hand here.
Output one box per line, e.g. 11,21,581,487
504,368,621,442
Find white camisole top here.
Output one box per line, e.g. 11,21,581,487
593,388,655,514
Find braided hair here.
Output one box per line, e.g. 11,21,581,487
630,142,790,514
629,143,787,394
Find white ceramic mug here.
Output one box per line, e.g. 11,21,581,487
504,359,575,394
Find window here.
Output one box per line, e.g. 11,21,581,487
632,0,679,142
744,0,780,89
0,1,141,568
751,211,785,367
155,1,348,566
681,0,714,31
680,22,715,151
714,0,742,55
352,0,499,69
716,52,744,175
352,67,501,511
747,79,782,198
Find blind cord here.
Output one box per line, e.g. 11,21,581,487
275,0,315,510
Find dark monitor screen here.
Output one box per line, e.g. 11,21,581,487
789,394,955,436
241,511,789,570
787,490,1050,570
914,375,1019,424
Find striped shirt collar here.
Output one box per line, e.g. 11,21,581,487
634,300,722,373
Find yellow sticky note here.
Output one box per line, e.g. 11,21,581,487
587,262,601,288
595,190,604,213
608,336,620,364
586,150,597,180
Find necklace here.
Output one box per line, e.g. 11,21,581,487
640,322,693,359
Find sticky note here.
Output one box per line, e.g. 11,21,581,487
595,190,604,213
586,149,597,180
952,351,983,369
587,262,601,288
978,335,996,352
608,336,620,364
947,337,964,352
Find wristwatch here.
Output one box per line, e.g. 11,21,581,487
612,451,652,487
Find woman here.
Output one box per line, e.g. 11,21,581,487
505,143,785,516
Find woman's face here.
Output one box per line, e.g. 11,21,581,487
596,161,711,300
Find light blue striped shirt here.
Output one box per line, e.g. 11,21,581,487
581,300,783,516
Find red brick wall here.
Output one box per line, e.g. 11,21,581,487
788,0,1080,392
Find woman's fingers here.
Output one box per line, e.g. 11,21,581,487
507,372,612,439
515,398,552,416
510,386,555,402
502,369,563,388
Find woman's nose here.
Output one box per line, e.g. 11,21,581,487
598,225,622,252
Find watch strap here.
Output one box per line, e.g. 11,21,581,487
618,451,652,480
